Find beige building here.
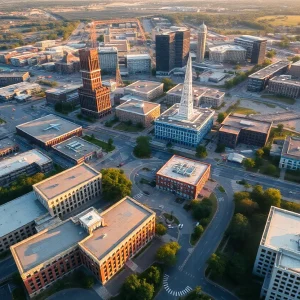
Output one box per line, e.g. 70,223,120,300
33,164,102,218
116,99,160,128
268,76,300,99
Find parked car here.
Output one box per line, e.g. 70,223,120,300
178,224,184,229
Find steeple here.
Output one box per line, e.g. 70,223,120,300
177,54,194,120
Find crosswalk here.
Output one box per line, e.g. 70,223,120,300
163,274,193,297
212,169,221,177
133,192,143,200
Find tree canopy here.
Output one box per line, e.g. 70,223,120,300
155,223,167,236
207,253,226,277
227,213,250,242
156,241,180,266
162,78,176,92
243,158,255,169
101,168,132,201
134,136,152,158
217,112,227,123
195,145,207,158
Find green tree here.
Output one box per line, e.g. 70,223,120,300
235,198,259,216
289,55,300,63
256,148,264,158
233,191,250,202
107,138,114,150
192,201,212,221
277,123,284,135
155,223,167,236
101,168,132,201
264,164,277,176
215,143,225,153
251,185,264,203
134,136,151,158
196,145,207,158
227,253,247,283
243,158,255,169
141,266,161,286
207,253,226,277
217,112,227,123
261,188,281,212
97,35,104,42
156,242,180,266
162,78,175,92
227,213,250,242
266,49,276,58
137,279,154,300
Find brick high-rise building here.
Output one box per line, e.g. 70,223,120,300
78,49,112,119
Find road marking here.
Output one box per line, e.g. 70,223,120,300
218,197,224,202
133,192,143,199
163,274,193,297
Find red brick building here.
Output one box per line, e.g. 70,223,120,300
11,197,155,297
156,155,211,199
78,49,112,119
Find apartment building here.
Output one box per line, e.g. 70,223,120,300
16,114,82,149
98,47,118,74
33,164,102,218
253,206,300,299
45,84,80,105
219,114,273,148
0,192,47,254
0,137,19,158
116,99,160,128
209,45,247,63
125,54,151,75
0,72,30,87
0,149,52,186
156,155,211,199
11,197,155,298
247,61,291,92
124,80,164,101
268,76,300,99
279,136,300,170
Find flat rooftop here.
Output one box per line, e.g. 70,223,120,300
155,104,215,130
116,99,160,115
219,114,272,135
235,35,267,42
270,76,300,86
0,82,40,97
0,137,18,151
98,47,118,53
156,155,210,185
126,54,151,60
12,220,87,273
0,192,47,238
80,197,154,261
0,72,28,78
52,136,101,161
45,84,81,96
249,61,290,80
167,83,207,97
0,149,51,177
261,206,300,252
16,114,82,143
209,44,246,53
125,80,162,94
281,136,300,159
34,163,100,201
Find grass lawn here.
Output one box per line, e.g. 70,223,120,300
226,100,258,115
114,122,144,133
105,117,119,127
163,213,180,225
268,127,300,144
256,15,300,26
82,135,115,152
0,118,6,124
261,94,296,105
284,169,300,184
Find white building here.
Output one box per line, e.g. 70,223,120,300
209,45,246,63
253,206,300,299
279,136,300,170
196,22,207,63
125,54,151,75
98,47,118,74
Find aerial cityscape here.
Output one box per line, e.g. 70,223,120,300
0,0,300,300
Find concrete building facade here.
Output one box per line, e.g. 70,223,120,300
219,114,272,148
0,137,19,158
0,82,41,101
125,54,151,75
116,99,160,128
279,136,300,170
45,85,80,105
16,114,82,149
253,207,300,299
268,76,300,99
33,163,102,218
156,155,210,199
11,197,155,298
196,23,207,63
209,45,246,63
0,72,30,87
98,47,118,74
289,61,300,78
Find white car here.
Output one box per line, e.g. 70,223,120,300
158,205,164,209
178,224,183,229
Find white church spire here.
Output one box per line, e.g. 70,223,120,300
177,54,194,120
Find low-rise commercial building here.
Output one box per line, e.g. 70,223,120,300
116,99,160,128
0,149,53,186
98,47,118,74
253,207,300,299
0,72,30,87
156,155,210,199
104,40,129,54
268,76,300,99
52,137,103,165
219,114,272,148
0,82,41,101
33,163,102,218
289,60,300,78
55,52,80,74
124,80,164,101
11,197,155,297
279,136,300,170
0,137,19,158
247,61,291,92
0,192,47,254
16,114,82,149
35,40,56,50
45,84,81,105
209,45,246,63
125,54,151,75
166,83,224,108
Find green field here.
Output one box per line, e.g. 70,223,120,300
256,15,300,26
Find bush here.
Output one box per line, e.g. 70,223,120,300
83,275,95,289
155,223,167,236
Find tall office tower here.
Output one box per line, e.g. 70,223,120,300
196,22,207,63
78,48,111,119
234,35,267,64
156,29,190,75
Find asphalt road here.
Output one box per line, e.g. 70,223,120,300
0,257,17,284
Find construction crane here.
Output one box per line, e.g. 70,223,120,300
115,63,124,87
89,21,98,48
